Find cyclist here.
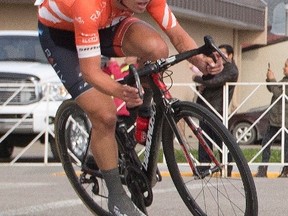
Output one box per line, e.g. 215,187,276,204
35,0,223,215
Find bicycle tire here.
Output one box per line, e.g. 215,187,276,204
55,99,111,215
162,101,258,216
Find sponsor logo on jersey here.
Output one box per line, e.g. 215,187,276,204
77,44,101,58
75,16,84,24
82,36,99,44
90,1,107,21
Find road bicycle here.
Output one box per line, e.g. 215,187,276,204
54,36,258,216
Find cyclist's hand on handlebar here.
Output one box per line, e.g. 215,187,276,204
206,53,224,75
122,85,143,108
195,53,224,75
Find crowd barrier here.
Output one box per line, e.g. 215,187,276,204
171,82,287,168
0,82,287,169
0,83,64,165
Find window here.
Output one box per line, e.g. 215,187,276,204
0,36,48,63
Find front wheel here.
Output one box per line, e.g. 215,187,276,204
162,101,258,216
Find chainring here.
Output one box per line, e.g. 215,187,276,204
125,165,153,208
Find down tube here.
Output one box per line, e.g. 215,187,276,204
142,102,163,185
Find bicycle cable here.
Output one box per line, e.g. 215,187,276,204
161,69,174,92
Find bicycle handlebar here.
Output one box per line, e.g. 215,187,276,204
123,35,228,93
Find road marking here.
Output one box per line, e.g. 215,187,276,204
0,182,57,190
0,199,83,216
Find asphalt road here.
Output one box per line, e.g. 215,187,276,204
0,165,192,216
1,144,288,215
1,164,288,216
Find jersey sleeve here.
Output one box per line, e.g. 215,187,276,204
72,1,102,58
146,0,178,31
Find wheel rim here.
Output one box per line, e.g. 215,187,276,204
234,123,256,145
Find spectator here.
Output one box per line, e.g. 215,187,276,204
256,59,288,177
120,56,139,72
102,57,136,117
192,44,239,176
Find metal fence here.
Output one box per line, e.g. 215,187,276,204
171,82,287,168
0,81,287,169
0,82,65,165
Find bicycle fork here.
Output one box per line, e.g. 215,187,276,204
165,106,222,179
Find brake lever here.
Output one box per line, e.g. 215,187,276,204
202,36,229,63
129,64,144,100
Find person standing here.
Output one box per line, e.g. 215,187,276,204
192,44,239,176
193,44,238,115
256,59,288,178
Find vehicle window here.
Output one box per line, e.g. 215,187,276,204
0,35,48,64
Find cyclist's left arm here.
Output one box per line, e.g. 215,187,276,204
147,0,222,75
166,24,223,75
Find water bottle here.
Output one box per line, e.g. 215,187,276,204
134,107,151,145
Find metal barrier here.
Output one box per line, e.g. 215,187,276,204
0,82,66,165
225,82,287,168
1,81,287,169
170,82,287,168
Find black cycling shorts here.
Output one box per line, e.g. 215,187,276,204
38,17,140,99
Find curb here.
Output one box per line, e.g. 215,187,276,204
159,171,284,178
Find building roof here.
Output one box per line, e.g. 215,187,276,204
242,28,288,51
167,0,267,30
2,0,267,31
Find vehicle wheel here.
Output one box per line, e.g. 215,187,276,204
232,122,257,145
0,139,14,158
162,101,258,216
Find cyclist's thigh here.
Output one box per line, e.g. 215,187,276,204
38,21,92,99
99,17,168,60
99,17,143,57
123,21,169,59
76,88,117,124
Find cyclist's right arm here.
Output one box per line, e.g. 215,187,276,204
37,0,142,107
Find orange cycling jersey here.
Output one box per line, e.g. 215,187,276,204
36,0,178,58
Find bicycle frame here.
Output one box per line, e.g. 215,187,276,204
138,69,224,183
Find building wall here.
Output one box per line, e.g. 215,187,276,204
0,4,38,30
